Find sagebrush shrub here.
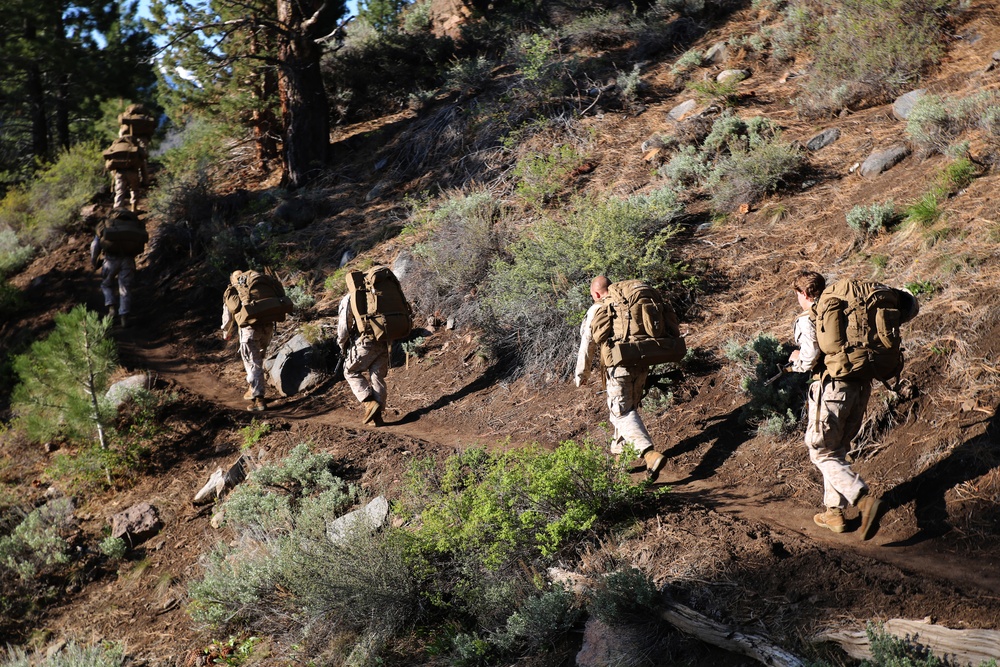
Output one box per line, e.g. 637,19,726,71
0,642,124,667
561,10,640,49
482,188,684,379
846,200,896,238
670,49,704,75
796,0,949,115
724,334,807,435
0,228,33,278
0,143,104,246
514,144,587,207
706,136,802,212
587,567,659,625
660,145,710,185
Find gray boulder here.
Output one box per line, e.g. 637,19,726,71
860,144,910,178
273,198,316,230
892,89,927,121
327,496,390,544
806,128,841,151
110,502,162,546
264,333,322,397
392,251,414,283
105,373,153,409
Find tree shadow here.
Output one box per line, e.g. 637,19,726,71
881,408,1000,547
662,405,751,484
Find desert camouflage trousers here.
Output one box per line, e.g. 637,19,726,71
113,170,142,211
100,255,136,315
239,324,273,399
345,337,388,404
605,365,654,456
805,378,872,508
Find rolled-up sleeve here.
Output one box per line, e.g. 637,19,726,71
574,303,600,382
791,314,819,373
336,293,352,348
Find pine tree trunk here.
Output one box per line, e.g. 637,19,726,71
276,0,331,189
26,61,49,161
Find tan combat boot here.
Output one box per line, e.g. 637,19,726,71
248,397,266,412
362,399,381,424
643,450,666,483
856,492,883,541
813,507,846,533
243,387,255,401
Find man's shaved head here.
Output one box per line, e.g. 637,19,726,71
590,275,610,302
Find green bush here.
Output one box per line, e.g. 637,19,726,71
660,145,710,185
0,228,33,277
514,144,587,207
561,10,641,49
0,642,124,667
0,143,104,246
904,193,941,228
12,305,118,449
685,78,741,107
0,498,72,581
587,567,659,626
706,135,802,213
724,334,807,435
846,200,896,238
492,585,582,652
482,187,684,379
857,621,995,667
99,536,128,560
795,0,950,115
400,440,648,571
670,49,704,75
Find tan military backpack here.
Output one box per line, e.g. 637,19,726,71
813,279,918,387
225,270,294,327
97,209,148,256
346,266,412,342
102,136,146,171
590,279,686,368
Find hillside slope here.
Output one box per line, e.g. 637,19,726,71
3,1,1000,665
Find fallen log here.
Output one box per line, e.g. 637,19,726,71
659,604,804,667
815,618,1000,665
549,567,805,667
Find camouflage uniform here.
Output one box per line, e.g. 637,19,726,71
221,303,273,399
337,293,388,405
90,235,135,318
575,302,655,456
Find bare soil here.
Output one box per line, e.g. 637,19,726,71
3,1,1000,664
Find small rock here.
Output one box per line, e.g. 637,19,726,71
446,318,456,330
992,49,1000,62
339,249,355,268
105,373,153,409
859,144,910,178
210,510,225,529
703,42,728,64
327,496,390,543
716,69,748,84
640,136,665,152
667,99,698,123
801,180,817,189
110,502,162,547
806,128,841,152
264,333,321,397
892,89,927,121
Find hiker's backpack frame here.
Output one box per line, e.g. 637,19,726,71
591,279,686,368
103,137,146,171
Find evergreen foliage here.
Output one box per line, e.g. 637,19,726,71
0,0,155,184
11,305,117,450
